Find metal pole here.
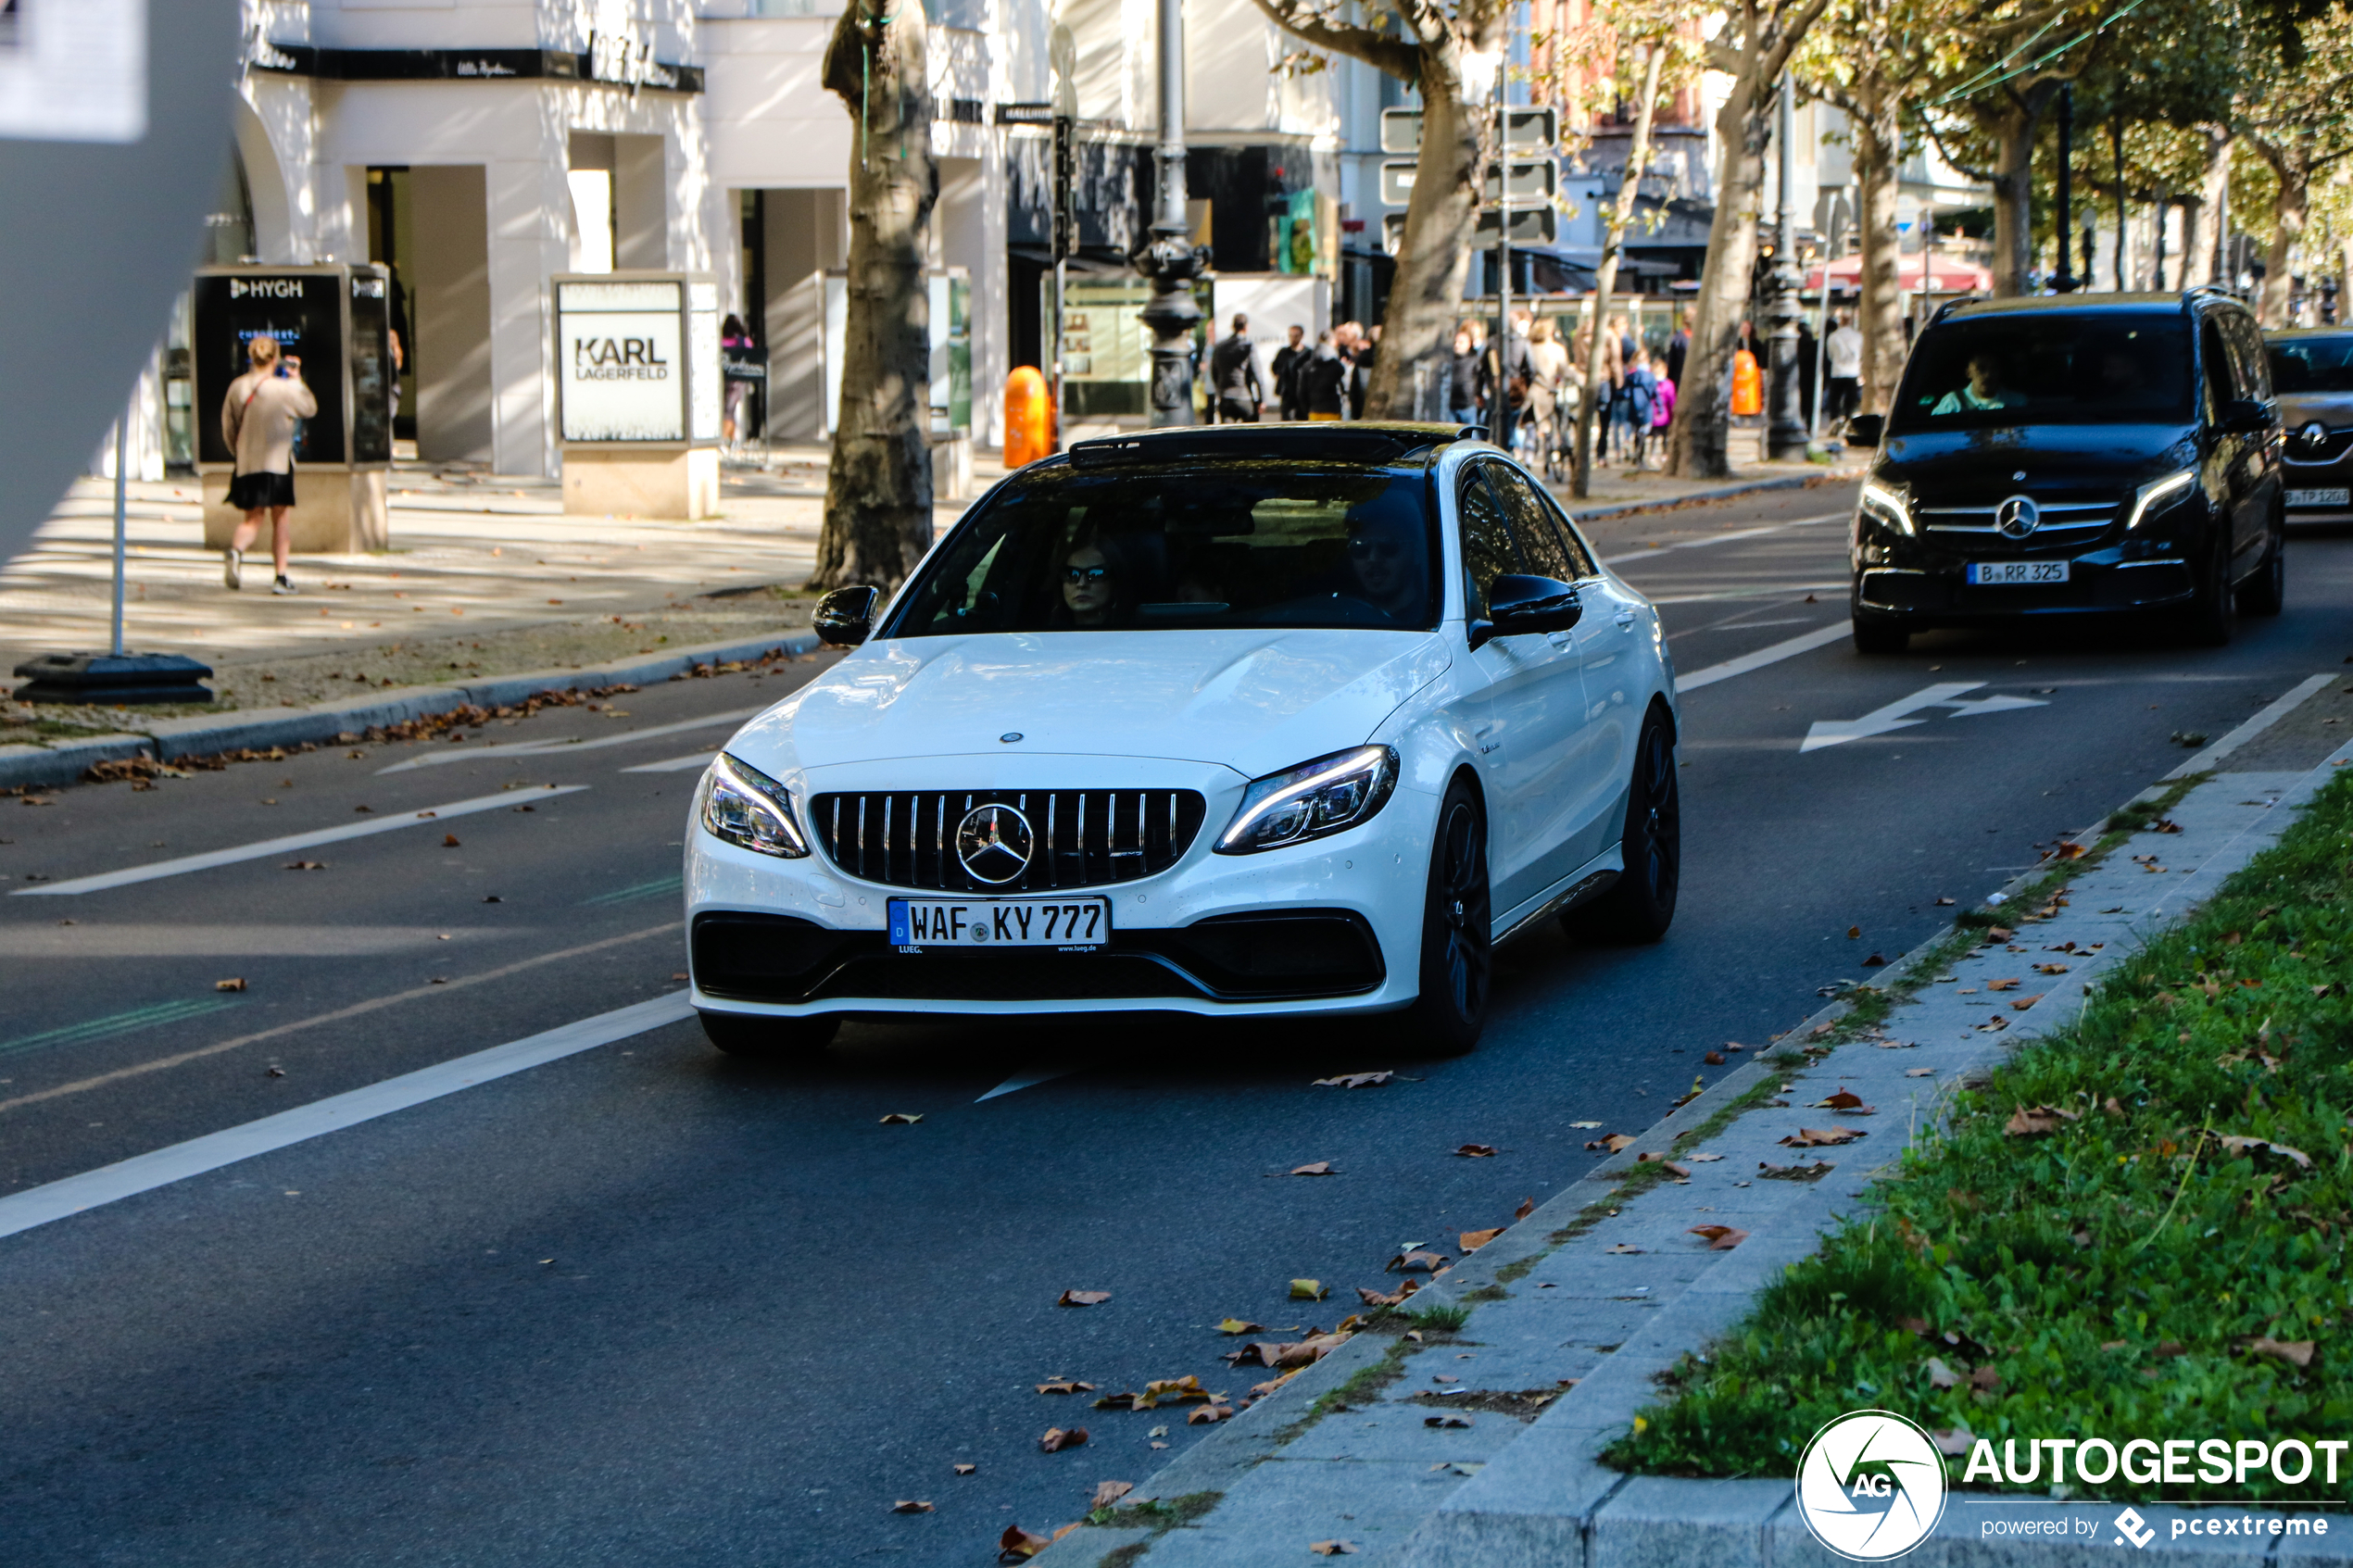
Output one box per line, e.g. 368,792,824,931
1764,72,1806,459
1051,257,1065,451
1810,194,1843,440
1137,0,1200,427
1491,90,1510,449
2054,85,2077,292
110,414,127,658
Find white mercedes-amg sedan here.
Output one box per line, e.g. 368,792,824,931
684,423,1680,1060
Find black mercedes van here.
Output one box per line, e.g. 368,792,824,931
1848,289,2284,651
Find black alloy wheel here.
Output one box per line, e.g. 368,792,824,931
2236,510,2285,617
699,1010,841,1064
2182,531,2236,646
1569,705,1680,944
1404,781,1492,1055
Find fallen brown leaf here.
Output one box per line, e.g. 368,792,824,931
1931,1426,1976,1457
1925,1357,1962,1390
999,1524,1051,1561
953,1463,977,1475
284,859,327,871
1515,1197,1535,1220
1290,1279,1328,1300
2221,1135,2314,1169
1090,1481,1134,1510
1310,1543,1359,1557
1969,1366,2002,1392
1216,1318,1269,1336
1144,1376,1217,1403
1848,924,1862,939
1038,1426,1088,1453
2250,1336,2316,1368
1356,1280,1420,1308
1686,1152,1726,1162
1058,1289,1112,1308
1604,1243,1645,1254
1987,926,2015,941
2034,963,2070,975
1906,1067,1936,1077
1585,1133,1637,1153
1813,1090,1869,1110
1423,1414,1474,1428
1898,1317,1932,1336
215,977,247,992
1703,1050,1726,1065
1188,1404,1232,1424
1862,952,1886,967
2009,996,2044,1011
1758,1160,1837,1180
1780,1127,1865,1147
891,1499,934,1513
442,834,461,847
1286,1161,1338,1176
1312,1072,1392,1088
1453,1144,1499,1158
1459,1227,1504,1252
1386,1250,1449,1273
1688,1224,1748,1250
1036,1380,1096,1396
878,1112,923,1125
1987,978,2021,992
2002,1105,2079,1138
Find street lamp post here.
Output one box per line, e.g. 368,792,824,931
1765,72,1807,460
1138,0,1202,427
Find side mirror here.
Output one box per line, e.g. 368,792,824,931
1843,413,1883,447
1469,574,1581,650
2221,397,2272,433
813,584,881,646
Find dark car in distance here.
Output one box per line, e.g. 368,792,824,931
1848,289,2284,651
2267,328,2353,524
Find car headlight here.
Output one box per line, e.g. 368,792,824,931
697,752,810,859
2124,468,2198,531
1216,745,1399,855
1858,481,1913,536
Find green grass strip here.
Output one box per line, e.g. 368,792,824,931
1605,771,2353,1504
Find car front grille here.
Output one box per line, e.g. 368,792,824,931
1917,500,2117,550
810,789,1209,893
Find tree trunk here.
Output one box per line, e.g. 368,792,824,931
2261,158,2308,327
2183,126,2233,287
1365,45,1493,420
1982,86,2049,297
1666,70,1772,479
1573,44,1665,495
1853,94,1903,415
812,0,937,592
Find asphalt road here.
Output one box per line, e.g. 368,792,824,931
5,479,2349,1567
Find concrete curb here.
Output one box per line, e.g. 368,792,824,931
0,630,822,792
1563,467,1864,524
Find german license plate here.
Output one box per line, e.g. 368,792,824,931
1966,560,2070,585
2286,487,2349,508
887,897,1111,951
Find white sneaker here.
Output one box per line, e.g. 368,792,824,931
223,548,242,590
271,575,298,596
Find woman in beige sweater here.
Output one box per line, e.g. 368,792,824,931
220,334,318,595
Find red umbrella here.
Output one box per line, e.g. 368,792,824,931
1805,252,1993,294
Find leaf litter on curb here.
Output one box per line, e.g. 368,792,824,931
1688,1225,1749,1250
1459,1227,1504,1251
889,1500,933,1513
1780,1127,1866,1147
1584,1133,1637,1153
1453,1144,1499,1158
1089,1481,1134,1510
1058,1289,1112,1307
1038,1426,1088,1452
1290,1278,1329,1299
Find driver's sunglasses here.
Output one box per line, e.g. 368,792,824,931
1063,565,1111,584
1347,537,1405,561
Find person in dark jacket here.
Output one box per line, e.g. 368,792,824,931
1666,307,1691,389
1207,313,1264,422
1270,324,1307,420
1475,314,1533,446
1448,328,1481,425
1300,331,1348,420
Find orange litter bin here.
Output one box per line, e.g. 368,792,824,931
1004,367,1054,468
1730,349,1763,417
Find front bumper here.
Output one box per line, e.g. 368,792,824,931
684,771,1432,1020
1853,511,2200,624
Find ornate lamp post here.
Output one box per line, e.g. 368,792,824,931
1138,0,1202,426
1765,72,1807,459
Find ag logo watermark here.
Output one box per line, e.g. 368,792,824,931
1795,1410,1949,1561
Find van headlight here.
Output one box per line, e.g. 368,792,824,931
1858,481,1914,536
2125,469,2197,531
697,753,810,858
1216,745,1399,854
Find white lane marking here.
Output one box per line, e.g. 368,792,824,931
1600,511,1847,567
1800,682,2049,752
2165,672,2335,780
1675,621,1854,693
977,1069,1072,1101
11,785,589,897
622,750,720,775
376,706,765,773
0,991,694,1241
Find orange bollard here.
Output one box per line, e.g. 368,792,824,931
1730,349,1763,417
1004,367,1053,468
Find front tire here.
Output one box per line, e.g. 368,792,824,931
2235,513,2285,617
2182,533,2235,646
1403,781,1491,1056
1851,610,1912,654
1568,706,1680,944
699,1010,840,1064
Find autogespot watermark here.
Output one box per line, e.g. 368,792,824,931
1793,1411,2347,1560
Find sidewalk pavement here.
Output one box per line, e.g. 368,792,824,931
1037,682,2353,1568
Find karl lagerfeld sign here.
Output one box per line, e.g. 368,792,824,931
555,276,720,444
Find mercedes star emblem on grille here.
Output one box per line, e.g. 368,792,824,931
956,803,1034,884
1995,495,2041,538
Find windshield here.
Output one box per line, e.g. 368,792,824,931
882,459,1441,635
1889,313,2193,433
2270,335,2353,394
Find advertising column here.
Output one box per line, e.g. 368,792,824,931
191,264,394,552
555,273,721,520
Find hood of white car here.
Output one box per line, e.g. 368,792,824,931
727,630,1450,781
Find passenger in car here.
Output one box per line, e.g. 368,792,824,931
1931,352,2029,415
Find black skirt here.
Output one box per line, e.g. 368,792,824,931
228,470,296,509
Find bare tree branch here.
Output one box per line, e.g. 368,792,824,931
1245,0,1422,78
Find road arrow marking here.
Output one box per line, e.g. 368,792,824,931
1800,682,2047,752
